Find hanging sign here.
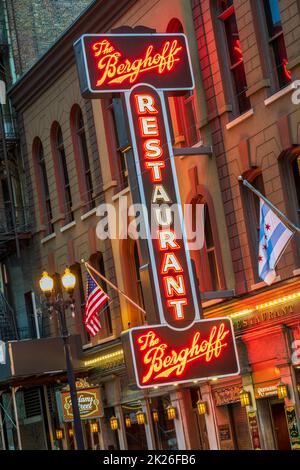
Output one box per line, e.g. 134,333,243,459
74,34,194,97
74,30,239,389
60,387,103,422
130,319,238,388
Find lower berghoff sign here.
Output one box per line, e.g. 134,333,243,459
130,318,239,387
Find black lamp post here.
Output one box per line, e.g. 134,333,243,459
39,269,85,450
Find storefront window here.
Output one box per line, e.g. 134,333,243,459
149,395,178,450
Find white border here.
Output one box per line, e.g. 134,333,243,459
129,317,240,389
74,33,195,94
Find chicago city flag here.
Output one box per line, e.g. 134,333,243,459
258,199,294,285
84,272,109,336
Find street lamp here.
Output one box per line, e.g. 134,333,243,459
39,268,85,450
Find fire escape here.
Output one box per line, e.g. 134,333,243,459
0,20,31,341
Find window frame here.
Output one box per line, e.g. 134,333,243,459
55,125,73,224
34,139,53,234
215,0,251,116
75,109,95,211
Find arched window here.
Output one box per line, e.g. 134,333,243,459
279,148,300,263
54,125,73,223
166,18,199,147
262,0,291,89
215,0,250,115
104,97,130,191
191,196,222,292
33,138,53,234
241,169,265,281
74,108,95,211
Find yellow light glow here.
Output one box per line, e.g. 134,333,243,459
277,382,288,399
166,405,176,420
110,416,118,430
84,350,124,367
125,416,131,428
55,429,64,440
230,291,300,318
240,389,251,407
61,268,76,291
196,400,207,415
90,422,99,433
136,410,145,425
152,409,159,423
39,271,54,294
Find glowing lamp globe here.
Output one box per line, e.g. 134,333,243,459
62,268,76,292
39,271,54,295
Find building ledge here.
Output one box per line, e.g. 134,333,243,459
112,186,130,201
225,109,254,130
41,232,56,244
81,207,97,221
264,83,294,107
60,220,76,233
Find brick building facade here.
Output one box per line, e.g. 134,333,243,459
0,0,299,451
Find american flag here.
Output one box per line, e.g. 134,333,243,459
84,272,109,336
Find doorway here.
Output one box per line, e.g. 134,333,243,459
270,402,291,450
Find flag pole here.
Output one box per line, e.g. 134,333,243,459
238,176,300,234
85,262,146,316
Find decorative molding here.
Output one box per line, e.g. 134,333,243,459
41,232,56,244
264,83,294,107
226,109,254,130
81,207,97,221
60,220,76,233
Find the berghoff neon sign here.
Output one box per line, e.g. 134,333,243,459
74,31,239,388
92,39,183,86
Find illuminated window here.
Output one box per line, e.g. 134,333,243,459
56,126,73,223
75,109,94,211
263,0,291,89
192,197,222,291
34,139,53,234
217,1,250,114
167,18,199,147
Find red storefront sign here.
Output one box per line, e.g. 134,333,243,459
130,319,239,388
74,34,194,97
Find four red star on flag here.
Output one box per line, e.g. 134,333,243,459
258,255,263,262
265,223,271,231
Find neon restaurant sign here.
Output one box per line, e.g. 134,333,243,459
75,32,239,388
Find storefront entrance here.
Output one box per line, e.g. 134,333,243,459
270,402,291,450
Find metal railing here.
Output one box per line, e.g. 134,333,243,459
0,205,32,236
1,113,18,140
0,291,18,341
